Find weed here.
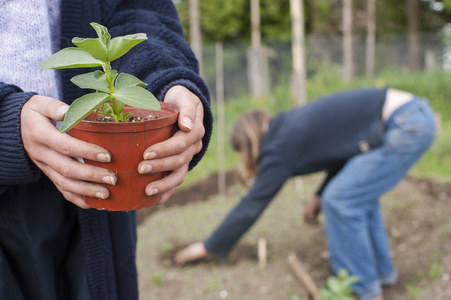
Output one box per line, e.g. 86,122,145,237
320,269,359,300
151,272,165,287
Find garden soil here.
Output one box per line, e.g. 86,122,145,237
136,172,451,300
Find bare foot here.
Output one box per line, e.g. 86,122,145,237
174,242,208,266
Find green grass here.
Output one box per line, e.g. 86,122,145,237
405,252,445,300
183,68,451,187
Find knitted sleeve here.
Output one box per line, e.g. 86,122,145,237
0,82,41,188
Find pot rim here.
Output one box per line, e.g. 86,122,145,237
71,102,179,133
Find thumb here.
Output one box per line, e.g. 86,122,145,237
29,95,69,121
163,85,198,132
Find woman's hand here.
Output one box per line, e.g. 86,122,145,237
21,95,117,208
137,85,205,204
303,195,322,226
174,242,208,266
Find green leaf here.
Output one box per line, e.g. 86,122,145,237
70,72,110,93
90,22,111,47
112,98,124,116
39,48,103,69
108,33,147,62
60,92,110,133
95,69,118,82
326,277,341,293
72,37,108,61
100,102,113,114
114,73,147,90
320,289,333,300
112,86,160,111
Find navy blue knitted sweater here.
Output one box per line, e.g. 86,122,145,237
0,1,212,299
204,87,386,258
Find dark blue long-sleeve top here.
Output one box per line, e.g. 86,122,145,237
0,1,212,299
204,87,387,258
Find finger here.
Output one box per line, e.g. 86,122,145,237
142,127,204,163
28,95,69,121
144,164,188,196
139,140,202,174
32,123,112,163
157,188,176,205
23,96,112,163
37,160,111,200
58,189,92,209
145,89,205,160
34,146,117,185
164,85,202,132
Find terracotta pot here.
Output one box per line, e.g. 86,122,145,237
69,102,179,211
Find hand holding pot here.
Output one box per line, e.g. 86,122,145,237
20,95,118,208
138,85,205,204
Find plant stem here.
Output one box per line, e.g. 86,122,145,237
102,61,122,121
103,62,115,96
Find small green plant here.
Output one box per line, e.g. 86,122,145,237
406,283,425,300
40,22,160,133
320,269,360,300
151,272,165,287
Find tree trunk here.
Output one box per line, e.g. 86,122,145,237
189,0,203,76
290,0,307,106
406,0,421,71
342,0,353,82
248,0,268,98
365,0,376,77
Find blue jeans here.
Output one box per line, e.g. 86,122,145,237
321,97,436,300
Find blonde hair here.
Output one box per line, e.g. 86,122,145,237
231,109,272,185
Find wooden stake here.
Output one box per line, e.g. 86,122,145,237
216,42,226,197
287,253,321,300
258,238,267,268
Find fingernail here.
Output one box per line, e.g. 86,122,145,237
58,106,69,117
138,164,152,174
97,153,111,162
144,152,157,160
102,175,116,186
181,117,193,130
147,188,158,196
95,192,106,199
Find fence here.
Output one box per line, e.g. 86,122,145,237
201,31,450,103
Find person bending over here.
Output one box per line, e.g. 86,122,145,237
174,87,436,300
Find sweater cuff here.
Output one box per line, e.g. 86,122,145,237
0,87,41,185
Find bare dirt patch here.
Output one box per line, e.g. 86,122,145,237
136,173,451,300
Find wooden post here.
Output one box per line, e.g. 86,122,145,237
258,238,267,268
290,0,307,106
216,42,226,197
365,0,376,77
287,253,321,300
248,0,268,98
251,0,261,49
406,0,421,71
343,0,353,82
189,0,203,76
